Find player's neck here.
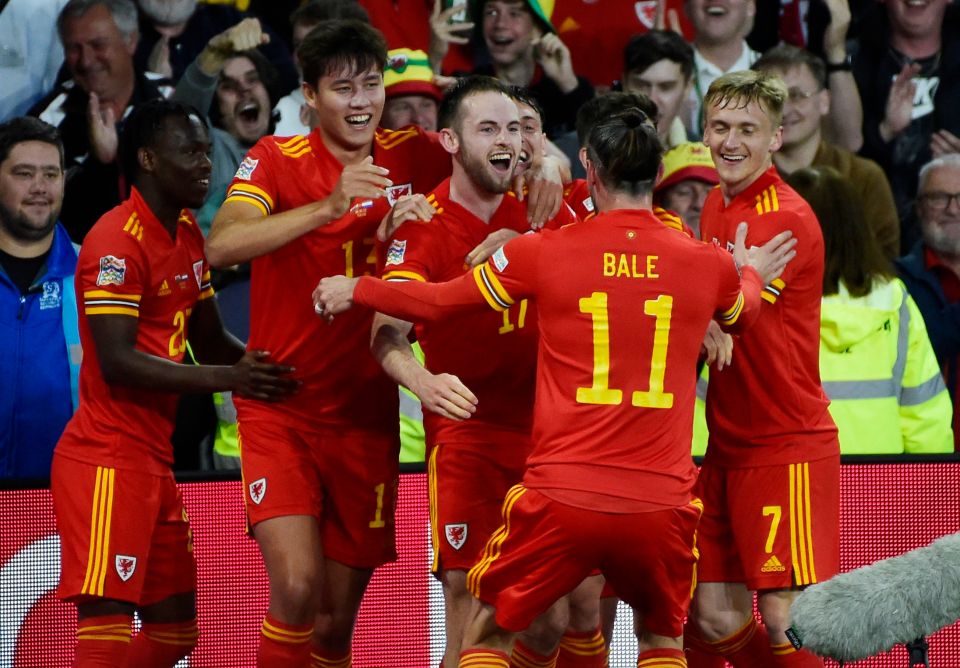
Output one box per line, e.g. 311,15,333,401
137,183,182,238
773,136,820,175
449,172,504,223
719,160,772,204
321,131,373,168
595,189,652,214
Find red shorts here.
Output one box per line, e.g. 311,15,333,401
467,486,701,637
428,436,530,573
695,457,840,590
51,454,196,606
238,418,400,568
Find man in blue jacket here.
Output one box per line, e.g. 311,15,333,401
0,116,79,478
897,153,960,450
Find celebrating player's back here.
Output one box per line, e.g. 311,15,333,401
313,107,796,668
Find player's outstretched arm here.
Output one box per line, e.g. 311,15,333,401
88,313,298,400
206,156,392,267
187,296,246,364
371,313,477,420
465,228,521,267
314,268,489,324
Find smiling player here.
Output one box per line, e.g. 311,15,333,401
204,19,453,667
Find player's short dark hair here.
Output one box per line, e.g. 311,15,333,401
0,117,64,169
623,29,694,81
290,0,370,30
437,75,514,132
587,107,663,197
120,99,204,184
752,43,827,90
298,19,387,89
507,85,544,125
576,91,659,147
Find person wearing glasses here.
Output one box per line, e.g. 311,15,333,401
752,43,900,260
896,153,960,451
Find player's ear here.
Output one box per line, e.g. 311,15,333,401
137,146,154,174
578,146,588,170
302,81,317,107
439,127,459,154
770,124,783,154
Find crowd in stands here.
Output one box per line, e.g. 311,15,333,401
0,0,957,485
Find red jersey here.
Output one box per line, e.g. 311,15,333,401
700,166,839,467
563,179,694,237
354,208,764,511
381,179,576,443
55,188,214,475
224,127,451,430
563,179,596,221
553,0,693,88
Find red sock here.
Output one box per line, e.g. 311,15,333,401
638,647,687,667
684,621,726,668
712,618,773,668
770,643,822,667
310,646,351,667
511,638,558,668
75,614,132,667
461,648,511,667
122,620,198,667
257,614,313,666
557,628,606,667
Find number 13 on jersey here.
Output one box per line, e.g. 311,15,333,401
576,292,674,409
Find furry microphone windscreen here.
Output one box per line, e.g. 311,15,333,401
787,531,960,662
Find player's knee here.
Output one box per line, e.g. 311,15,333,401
567,596,600,632
688,606,749,641
270,572,320,621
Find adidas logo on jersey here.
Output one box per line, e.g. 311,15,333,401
158,279,171,296
761,554,786,573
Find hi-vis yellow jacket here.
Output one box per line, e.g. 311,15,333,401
819,278,953,454
691,278,953,455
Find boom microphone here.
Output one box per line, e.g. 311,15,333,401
785,531,960,662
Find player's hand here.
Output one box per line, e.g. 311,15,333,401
465,228,520,267
412,371,478,420
879,62,920,143
930,129,960,157
377,194,436,241
700,319,734,371
516,156,563,229
312,275,361,322
231,350,299,402
325,156,392,220
733,222,797,286
87,93,118,164
532,33,577,94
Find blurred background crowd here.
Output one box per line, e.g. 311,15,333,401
1,0,957,480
